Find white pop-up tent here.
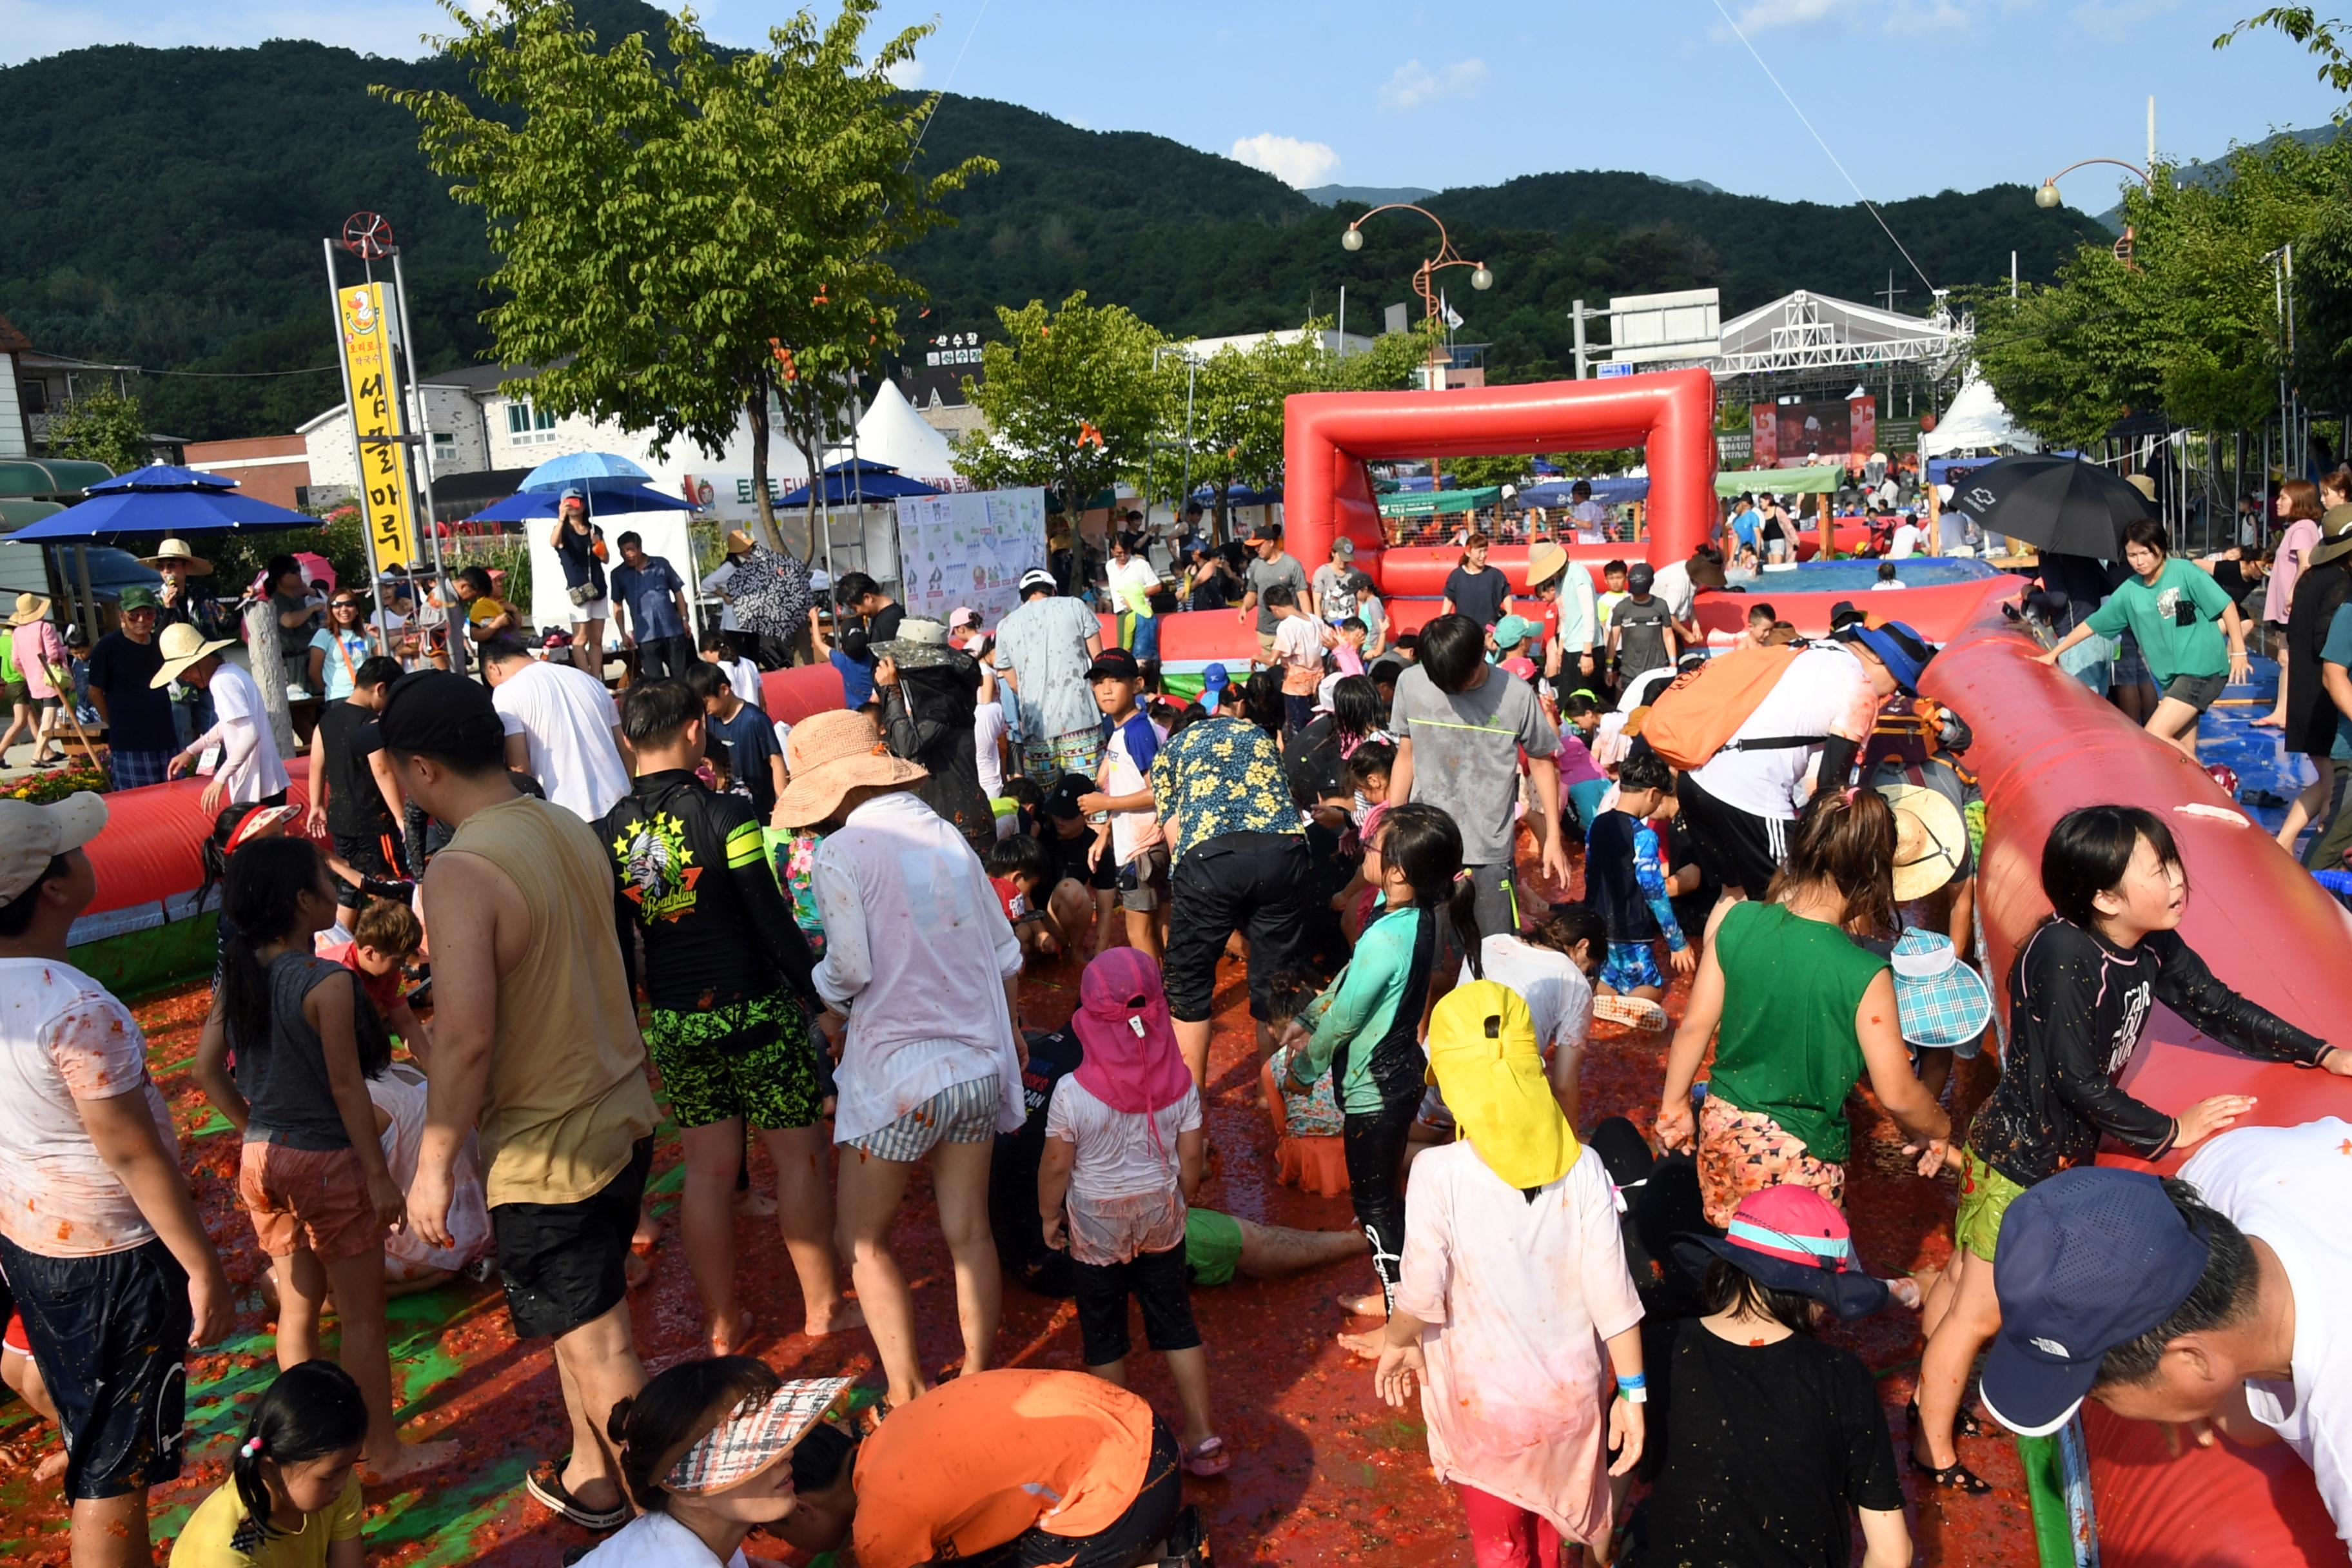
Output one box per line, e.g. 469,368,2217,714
1919,375,2040,458
843,380,963,491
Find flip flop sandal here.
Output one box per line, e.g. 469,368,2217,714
525,1456,629,1531
1183,1436,1231,1478
1908,1448,1993,1495
1592,994,1669,1033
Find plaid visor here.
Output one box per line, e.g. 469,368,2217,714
663,1377,855,1495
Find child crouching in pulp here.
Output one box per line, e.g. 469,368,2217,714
1037,948,1228,1477
169,1361,369,1567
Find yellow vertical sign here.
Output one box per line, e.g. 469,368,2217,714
336,284,417,571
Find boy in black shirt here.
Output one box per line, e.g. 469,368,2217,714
599,680,856,1350
1582,752,1690,1002
306,655,410,928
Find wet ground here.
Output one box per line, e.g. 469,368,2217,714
0,856,2075,1567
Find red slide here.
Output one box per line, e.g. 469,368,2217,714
1922,612,2346,1568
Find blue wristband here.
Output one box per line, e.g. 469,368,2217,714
1616,1373,1646,1392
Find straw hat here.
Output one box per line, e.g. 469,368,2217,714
1879,780,1968,903
8,593,52,627
148,622,235,688
141,538,214,576
2309,504,2352,569
771,710,928,828
1525,541,1570,592
725,529,758,557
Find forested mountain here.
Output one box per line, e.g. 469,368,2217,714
0,0,2103,440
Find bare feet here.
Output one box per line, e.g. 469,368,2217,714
1337,1328,1386,1360
709,1308,755,1357
802,1299,867,1338
362,1436,461,1484
2252,713,2286,728
1335,1291,1384,1317
34,1447,66,1484
734,1188,779,1218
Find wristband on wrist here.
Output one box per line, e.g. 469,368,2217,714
1616,1372,1646,1392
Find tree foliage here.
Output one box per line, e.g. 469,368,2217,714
950,291,1168,517
46,386,149,474
378,0,991,544
1966,130,2352,445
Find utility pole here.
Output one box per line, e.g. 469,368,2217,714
1876,271,1908,419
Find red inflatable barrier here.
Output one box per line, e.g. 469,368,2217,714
1921,612,2346,1568
84,762,314,922
757,662,848,726
1689,573,2025,644
1283,371,1718,578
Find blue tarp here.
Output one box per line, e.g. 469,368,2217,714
1518,477,1649,507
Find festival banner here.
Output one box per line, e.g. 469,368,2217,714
337,284,418,571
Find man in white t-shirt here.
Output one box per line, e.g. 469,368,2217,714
0,793,232,1557
1886,514,1927,558
973,697,1009,799
157,623,292,815
482,636,632,822
1677,621,1933,899
1647,546,1725,643
1983,1120,2352,1550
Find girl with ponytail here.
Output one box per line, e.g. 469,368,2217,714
168,1360,367,1565
1278,801,1473,1355
1656,787,1952,1230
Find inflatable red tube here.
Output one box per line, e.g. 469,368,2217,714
84,763,313,923
1921,614,2345,1568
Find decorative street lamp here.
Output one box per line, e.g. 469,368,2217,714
1340,204,1493,388
2034,159,2157,268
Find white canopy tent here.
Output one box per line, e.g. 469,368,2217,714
1919,375,2039,458
839,378,963,491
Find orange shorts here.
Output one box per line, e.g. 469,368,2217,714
239,1141,384,1261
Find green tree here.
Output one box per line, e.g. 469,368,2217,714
45,385,148,474
380,0,992,548
952,291,1171,520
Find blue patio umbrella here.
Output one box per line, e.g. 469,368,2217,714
520,451,655,495
777,459,940,507
468,482,694,522
86,462,239,493
9,484,318,541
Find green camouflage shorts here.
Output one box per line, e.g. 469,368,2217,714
645,990,822,1132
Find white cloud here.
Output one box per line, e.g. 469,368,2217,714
1732,0,1854,30
2070,0,2180,40
1376,57,1486,113
1229,132,1341,188
882,56,925,88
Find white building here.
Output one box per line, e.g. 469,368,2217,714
1176,327,1374,362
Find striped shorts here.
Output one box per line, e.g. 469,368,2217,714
846,1075,1000,1163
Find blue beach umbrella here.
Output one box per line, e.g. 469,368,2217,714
520,451,655,495
469,482,694,522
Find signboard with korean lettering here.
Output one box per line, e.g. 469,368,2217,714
897,328,988,409
337,284,418,571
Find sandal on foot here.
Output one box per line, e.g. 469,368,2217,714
525,1456,629,1530
1908,1448,1993,1495
1906,1398,1985,1440
1182,1436,1231,1478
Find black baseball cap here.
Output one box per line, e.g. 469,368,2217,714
378,670,506,758
1979,1168,2214,1438
1086,648,1142,681
1043,773,1092,821
1625,563,1656,591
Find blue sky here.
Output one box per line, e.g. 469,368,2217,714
10,0,2347,206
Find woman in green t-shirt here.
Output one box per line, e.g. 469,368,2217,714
2039,517,2249,761
1656,789,1951,1229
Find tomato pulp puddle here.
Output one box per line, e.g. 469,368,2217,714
0,849,2037,1565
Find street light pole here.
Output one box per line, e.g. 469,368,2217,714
1340,204,1493,391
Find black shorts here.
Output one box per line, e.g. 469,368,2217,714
966,1418,1183,1568
329,828,406,903
1674,773,1787,897
1070,1242,1201,1366
0,1235,190,1500
2162,671,2228,712
491,1137,653,1340
1164,832,1313,1023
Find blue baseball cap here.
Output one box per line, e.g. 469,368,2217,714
1979,1168,2212,1438
1838,618,1934,695
1199,662,1230,712
561,486,586,502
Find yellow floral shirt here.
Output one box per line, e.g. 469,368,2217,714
1149,714,1300,859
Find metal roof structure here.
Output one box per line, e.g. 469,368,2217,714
1710,289,1972,383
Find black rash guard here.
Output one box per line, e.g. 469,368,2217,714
601,769,816,1012
1968,919,2331,1185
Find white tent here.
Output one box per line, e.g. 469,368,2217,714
1919,375,2039,458
843,379,962,490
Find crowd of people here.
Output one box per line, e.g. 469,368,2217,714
5,493,2352,1568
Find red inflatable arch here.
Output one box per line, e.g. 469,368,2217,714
1280,368,1719,582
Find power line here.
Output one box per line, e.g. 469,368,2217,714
905,0,991,164
35,354,338,380
1705,0,1937,299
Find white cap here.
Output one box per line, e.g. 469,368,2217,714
0,793,106,903
1019,569,1059,593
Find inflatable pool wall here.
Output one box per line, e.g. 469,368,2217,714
1925,609,2347,1568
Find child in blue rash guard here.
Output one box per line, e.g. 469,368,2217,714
1583,751,1690,1002
1277,803,1480,1354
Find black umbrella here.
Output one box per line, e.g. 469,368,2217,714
1943,455,2148,559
